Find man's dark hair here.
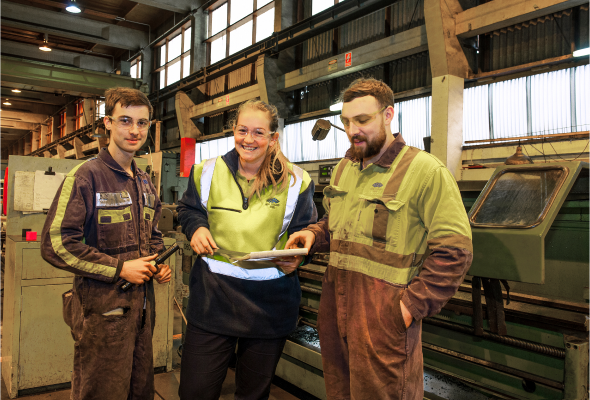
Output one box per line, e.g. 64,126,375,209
104,87,153,117
338,78,394,109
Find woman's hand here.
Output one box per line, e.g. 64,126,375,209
272,256,303,275
190,227,218,256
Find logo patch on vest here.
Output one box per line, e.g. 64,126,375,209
372,182,383,188
266,198,280,209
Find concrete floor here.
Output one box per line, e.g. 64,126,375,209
0,307,311,400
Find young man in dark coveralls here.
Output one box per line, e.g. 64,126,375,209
41,87,172,400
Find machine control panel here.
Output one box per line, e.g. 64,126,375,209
318,164,336,184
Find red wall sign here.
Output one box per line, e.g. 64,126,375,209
345,52,352,68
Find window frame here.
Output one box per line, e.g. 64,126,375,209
75,99,84,131
130,57,143,80
154,22,192,89
46,117,53,144
59,111,66,138
206,0,275,66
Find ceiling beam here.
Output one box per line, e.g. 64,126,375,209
1,2,148,50
1,56,142,97
128,0,195,14
0,103,60,118
0,88,71,105
455,0,588,38
1,40,114,73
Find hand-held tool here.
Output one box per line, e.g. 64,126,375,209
121,243,179,292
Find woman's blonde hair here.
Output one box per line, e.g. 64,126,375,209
230,99,295,200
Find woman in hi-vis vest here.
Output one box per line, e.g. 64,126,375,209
177,100,317,400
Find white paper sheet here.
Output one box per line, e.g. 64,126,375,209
34,170,65,211
13,171,36,212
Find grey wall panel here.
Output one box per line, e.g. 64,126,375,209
391,0,424,34
390,51,431,93
338,9,386,54
486,9,576,71
300,80,333,114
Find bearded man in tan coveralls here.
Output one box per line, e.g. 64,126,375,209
287,78,473,400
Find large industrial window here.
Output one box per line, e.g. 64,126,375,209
75,100,84,130
156,23,192,89
282,96,430,162
463,65,590,143
207,0,275,66
312,0,344,15
130,57,143,79
96,100,106,119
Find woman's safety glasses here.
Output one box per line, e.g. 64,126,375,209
339,106,386,128
234,125,272,140
107,116,151,131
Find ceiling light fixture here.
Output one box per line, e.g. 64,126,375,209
329,102,343,112
573,48,590,58
3,100,12,106
66,0,82,13
11,89,21,93
39,33,52,52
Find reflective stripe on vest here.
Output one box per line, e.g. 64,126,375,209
276,165,304,245
199,157,304,281
200,157,217,212
204,257,285,280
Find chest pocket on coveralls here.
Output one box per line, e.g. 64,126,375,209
143,192,156,237
324,185,348,235
96,191,135,250
356,194,405,245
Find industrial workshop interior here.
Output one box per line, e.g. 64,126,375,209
0,0,588,399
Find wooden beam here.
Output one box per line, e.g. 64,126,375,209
74,137,84,159
455,0,588,38
155,121,162,153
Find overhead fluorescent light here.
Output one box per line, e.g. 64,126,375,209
3,100,12,106
573,48,590,58
11,89,21,93
39,33,52,52
66,0,82,13
330,102,343,112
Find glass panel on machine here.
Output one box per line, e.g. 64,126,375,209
472,168,565,227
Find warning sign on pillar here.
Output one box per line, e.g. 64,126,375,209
345,52,352,68
226,95,230,105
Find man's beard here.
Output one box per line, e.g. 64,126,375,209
348,123,387,161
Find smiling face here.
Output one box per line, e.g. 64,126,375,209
104,103,150,156
233,108,277,169
341,95,393,161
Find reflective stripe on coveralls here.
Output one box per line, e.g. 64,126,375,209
49,161,117,278
199,157,304,281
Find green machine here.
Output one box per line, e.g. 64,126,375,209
277,161,588,400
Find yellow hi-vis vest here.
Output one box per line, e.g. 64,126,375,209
195,156,306,280
324,146,472,286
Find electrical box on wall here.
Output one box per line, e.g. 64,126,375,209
318,164,336,184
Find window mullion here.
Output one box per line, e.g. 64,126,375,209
226,0,231,59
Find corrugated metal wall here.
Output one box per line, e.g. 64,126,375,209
389,51,431,93
484,9,577,71
205,112,224,135
300,80,333,114
228,63,255,91
578,5,589,49
301,0,427,67
338,9,386,54
391,0,424,34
